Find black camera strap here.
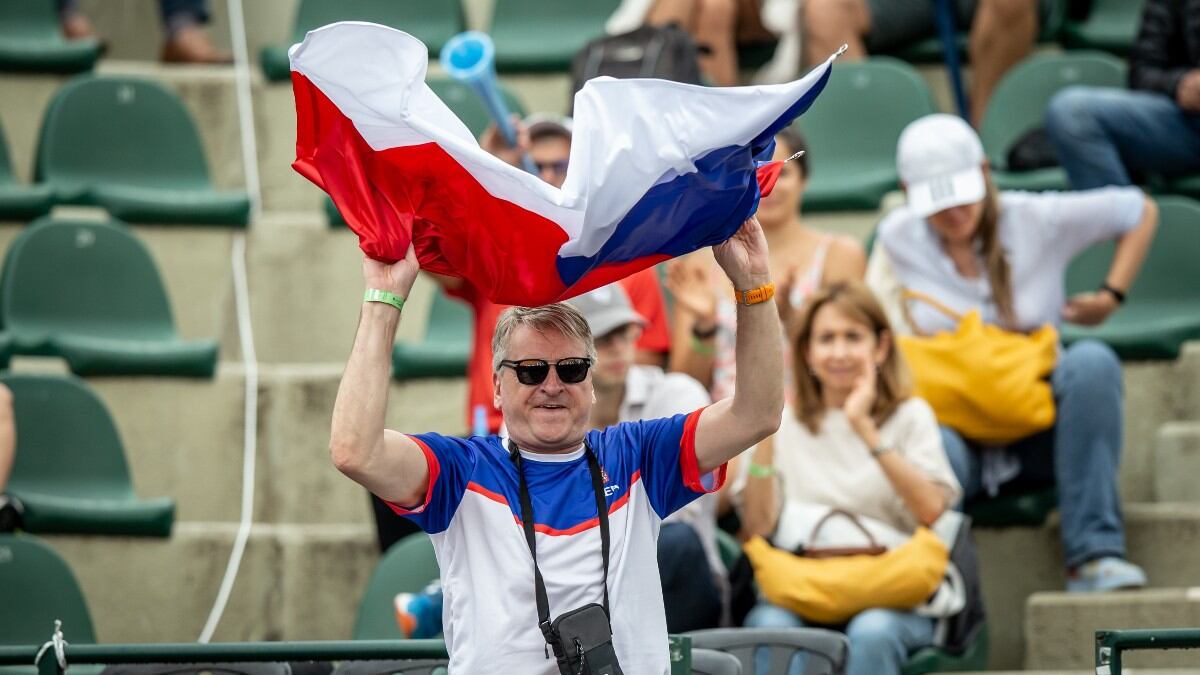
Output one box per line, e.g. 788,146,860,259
509,440,611,647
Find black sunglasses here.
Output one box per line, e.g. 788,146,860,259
499,357,593,385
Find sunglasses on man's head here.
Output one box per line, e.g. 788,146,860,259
499,357,593,385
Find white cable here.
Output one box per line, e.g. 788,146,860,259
199,0,261,643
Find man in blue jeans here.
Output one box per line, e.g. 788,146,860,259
1046,0,1200,189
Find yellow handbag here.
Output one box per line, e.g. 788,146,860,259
896,290,1058,445
743,527,949,625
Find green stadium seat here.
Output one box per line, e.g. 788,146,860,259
1064,0,1145,55
1,374,176,537
796,58,937,212
967,488,1058,528
327,78,526,227
902,623,989,674
261,0,466,82
0,0,101,74
886,0,1066,63
688,628,849,675
1062,196,1200,360
0,119,53,222
490,0,622,72
980,51,1126,192
353,533,440,639
0,534,96,643
715,528,741,571
392,287,471,380
0,217,218,377
35,75,250,226
1164,173,1200,199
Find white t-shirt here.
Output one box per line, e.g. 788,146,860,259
738,398,961,534
391,410,725,674
875,187,1145,334
619,365,726,596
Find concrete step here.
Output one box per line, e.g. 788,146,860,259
1155,422,1200,502
1025,588,1200,671
6,361,465,525
975,503,1200,671
43,522,377,644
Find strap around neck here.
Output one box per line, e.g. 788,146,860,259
509,440,611,634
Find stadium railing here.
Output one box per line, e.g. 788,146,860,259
0,636,695,675
1095,628,1200,675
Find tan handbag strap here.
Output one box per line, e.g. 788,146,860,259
808,508,881,549
901,289,964,322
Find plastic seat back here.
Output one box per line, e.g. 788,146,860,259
692,649,743,675
1,218,179,344
1065,0,1146,53
0,534,96,645
490,0,622,71
425,78,527,138
35,76,214,199
291,0,464,54
1,373,139,501
798,58,935,167
424,289,471,353
689,628,849,675
980,51,1126,171
353,533,440,639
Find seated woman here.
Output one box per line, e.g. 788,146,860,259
738,282,961,675
868,113,1157,592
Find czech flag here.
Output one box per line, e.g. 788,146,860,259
291,22,835,306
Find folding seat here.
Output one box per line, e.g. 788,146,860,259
795,58,937,212
1062,196,1200,360
0,217,219,376
980,51,1126,192
0,0,101,73
490,0,622,72
0,534,96,649
353,533,440,640
261,0,466,81
35,75,250,226
0,119,54,221
1,374,175,536
1064,0,1146,55
392,288,471,381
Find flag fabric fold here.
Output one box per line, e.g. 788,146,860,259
290,21,834,306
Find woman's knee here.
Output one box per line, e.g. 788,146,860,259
845,609,909,653
1046,86,1101,138
1057,340,1122,392
696,0,737,34
744,602,805,629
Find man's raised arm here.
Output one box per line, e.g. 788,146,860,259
693,217,786,474
329,244,430,506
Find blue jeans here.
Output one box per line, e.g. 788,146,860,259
1045,86,1200,189
941,340,1127,568
744,602,935,675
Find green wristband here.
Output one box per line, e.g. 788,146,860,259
748,462,777,478
364,288,405,312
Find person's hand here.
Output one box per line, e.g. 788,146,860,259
713,216,772,292
362,242,420,301
1061,290,1119,326
479,115,531,167
1177,69,1200,113
666,259,719,326
843,367,877,435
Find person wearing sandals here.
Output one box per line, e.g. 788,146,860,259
867,113,1159,592
737,282,961,675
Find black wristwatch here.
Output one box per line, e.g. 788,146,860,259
1100,283,1126,305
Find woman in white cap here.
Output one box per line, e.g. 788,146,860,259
867,113,1158,592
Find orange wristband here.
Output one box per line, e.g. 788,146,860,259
734,282,775,306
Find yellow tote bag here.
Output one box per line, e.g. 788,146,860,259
743,528,948,625
897,290,1058,445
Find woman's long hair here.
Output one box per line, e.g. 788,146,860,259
977,177,1017,329
793,282,912,434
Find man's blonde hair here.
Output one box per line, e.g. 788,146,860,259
492,303,597,371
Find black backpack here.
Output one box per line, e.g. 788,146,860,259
569,23,704,111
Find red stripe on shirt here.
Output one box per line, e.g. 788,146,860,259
385,435,442,515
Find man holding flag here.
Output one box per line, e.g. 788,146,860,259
329,213,783,673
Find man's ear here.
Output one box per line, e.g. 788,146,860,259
492,371,503,410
